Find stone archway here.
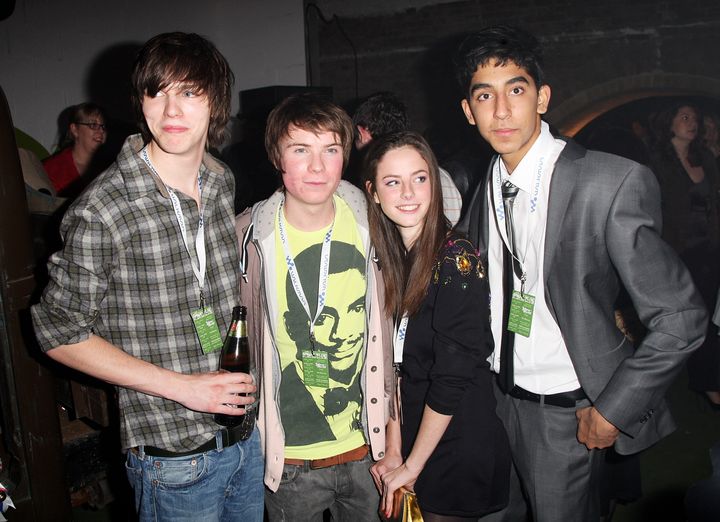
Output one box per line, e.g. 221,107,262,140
548,73,720,137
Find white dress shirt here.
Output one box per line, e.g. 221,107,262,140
487,121,581,394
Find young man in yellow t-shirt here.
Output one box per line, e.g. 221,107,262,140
237,93,392,520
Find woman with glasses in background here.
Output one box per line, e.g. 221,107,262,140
43,102,107,196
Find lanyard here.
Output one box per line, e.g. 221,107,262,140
277,197,334,346
141,148,208,303
393,315,409,364
491,156,544,294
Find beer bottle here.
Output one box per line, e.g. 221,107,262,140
214,305,251,427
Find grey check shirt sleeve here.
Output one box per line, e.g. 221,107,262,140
32,203,116,351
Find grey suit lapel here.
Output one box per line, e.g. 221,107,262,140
544,140,584,283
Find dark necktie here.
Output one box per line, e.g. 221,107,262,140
499,180,519,393
502,181,522,279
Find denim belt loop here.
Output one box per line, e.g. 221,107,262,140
215,429,225,453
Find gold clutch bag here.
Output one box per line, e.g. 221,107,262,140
384,486,424,522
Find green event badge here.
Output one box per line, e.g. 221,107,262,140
507,290,535,338
191,307,224,354
302,349,330,388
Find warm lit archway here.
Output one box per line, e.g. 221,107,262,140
548,73,720,137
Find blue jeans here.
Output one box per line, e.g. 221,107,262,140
126,427,264,522
264,454,379,521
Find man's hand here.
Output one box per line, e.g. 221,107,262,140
576,406,619,449
170,371,257,415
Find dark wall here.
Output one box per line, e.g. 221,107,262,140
306,0,720,151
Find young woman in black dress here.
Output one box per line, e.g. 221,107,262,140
363,131,509,521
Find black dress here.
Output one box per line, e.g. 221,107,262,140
399,234,510,517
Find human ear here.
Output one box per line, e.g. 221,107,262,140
460,99,476,125
365,180,380,204
537,85,551,115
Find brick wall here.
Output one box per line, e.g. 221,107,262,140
307,0,720,150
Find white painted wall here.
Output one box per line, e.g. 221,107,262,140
0,0,306,150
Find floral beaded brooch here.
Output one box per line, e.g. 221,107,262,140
432,237,485,287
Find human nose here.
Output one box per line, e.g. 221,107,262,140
309,151,325,173
400,181,414,199
495,94,510,120
164,94,182,117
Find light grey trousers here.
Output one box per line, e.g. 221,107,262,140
479,384,606,522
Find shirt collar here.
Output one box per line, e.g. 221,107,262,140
120,134,224,203
499,121,554,194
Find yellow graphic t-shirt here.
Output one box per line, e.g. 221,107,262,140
275,196,367,459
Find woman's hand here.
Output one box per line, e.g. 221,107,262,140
380,461,422,519
370,452,403,492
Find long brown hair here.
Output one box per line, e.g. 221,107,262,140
362,131,448,317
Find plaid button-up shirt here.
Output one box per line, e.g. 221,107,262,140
32,134,239,451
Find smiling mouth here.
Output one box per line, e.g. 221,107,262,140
397,204,420,212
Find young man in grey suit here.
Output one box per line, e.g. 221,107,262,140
455,25,707,521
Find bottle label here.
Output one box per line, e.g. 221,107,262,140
191,306,224,354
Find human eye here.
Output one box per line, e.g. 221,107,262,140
326,146,340,154
475,92,492,102
383,178,399,187
510,85,525,95
414,174,428,184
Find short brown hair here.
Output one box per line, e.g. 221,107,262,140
264,93,353,172
131,32,234,148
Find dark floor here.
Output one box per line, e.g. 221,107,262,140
612,370,720,521
70,370,720,522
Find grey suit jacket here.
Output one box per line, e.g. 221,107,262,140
457,138,708,455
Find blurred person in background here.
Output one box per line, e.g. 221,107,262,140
43,102,107,196
651,101,720,405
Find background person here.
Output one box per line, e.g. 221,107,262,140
43,102,107,196
651,102,720,405
351,91,463,225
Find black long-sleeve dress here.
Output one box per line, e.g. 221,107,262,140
399,234,510,517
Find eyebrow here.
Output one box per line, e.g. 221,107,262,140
469,75,530,96
284,141,342,149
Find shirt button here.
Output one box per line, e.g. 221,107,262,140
371,366,377,372
371,398,378,404
378,451,385,458
372,335,377,342
373,427,380,433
